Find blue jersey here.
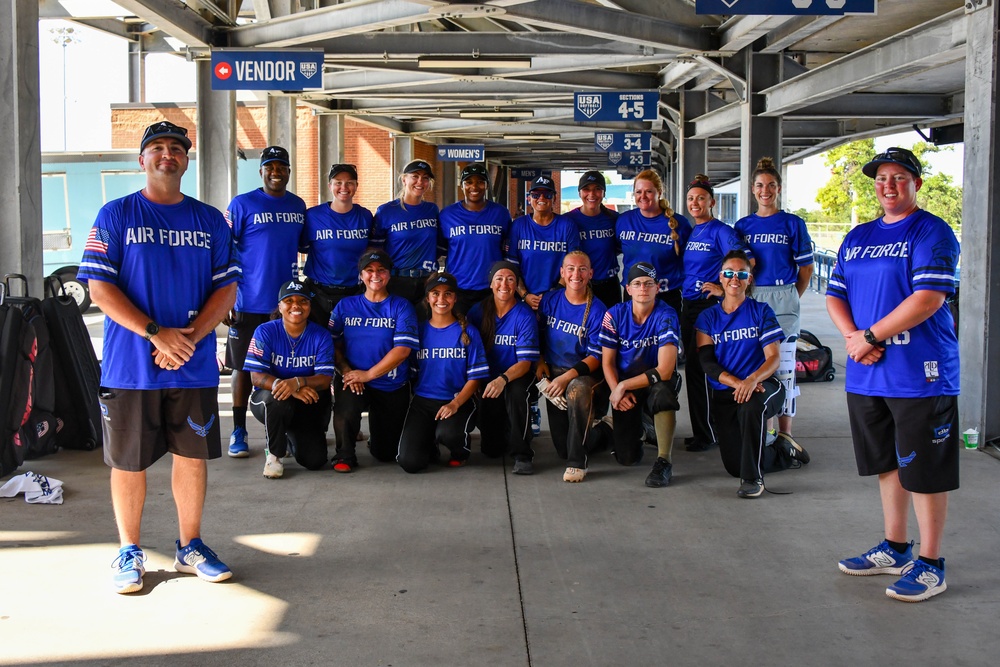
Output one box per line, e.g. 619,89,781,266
695,299,785,391
328,294,419,392
226,188,306,314
372,199,440,273
599,301,680,378
79,192,238,390
243,320,335,388
828,209,959,397
412,320,490,401
682,219,748,300
438,201,510,291
467,300,540,376
616,209,692,292
301,203,374,287
734,211,813,287
538,288,607,369
506,214,581,294
566,207,620,281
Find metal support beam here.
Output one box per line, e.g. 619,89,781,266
113,0,214,48
959,0,1000,441
393,134,414,195
196,60,237,212
318,113,344,202
127,37,146,103
268,96,297,194
679,90,707,205
739,49,782,217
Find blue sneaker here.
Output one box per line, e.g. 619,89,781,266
886,558,947,602
838,540,913,576
529,402,541,436
228,427,249,458
112,545,146,594
174,538,233,583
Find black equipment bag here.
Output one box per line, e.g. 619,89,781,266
0,287,37,477
3,274,60,459
795,329,836,383
41,277,102,451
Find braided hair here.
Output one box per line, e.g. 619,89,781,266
562,250,594,345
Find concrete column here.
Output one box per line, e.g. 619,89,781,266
196,60,237,212
439,156,457,207
739,48,782,217
127,37,146,103
679,90,707,203
0,0,42,291
318,113,344,202
268,95,297,193
959,1,1000,440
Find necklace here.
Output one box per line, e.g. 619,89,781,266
284,327,301,359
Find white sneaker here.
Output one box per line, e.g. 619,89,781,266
263,452,284,479
563,467,587,483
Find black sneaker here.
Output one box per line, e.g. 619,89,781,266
737,478,764,499
685,439,717,452
776,432,810,465
512,459,534,475
645,457,673,488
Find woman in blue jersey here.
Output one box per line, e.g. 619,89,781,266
600,262,683,488
734,157,815,444
508,175,581,310
245,280,335,479
681,174,748,452
468,261,540,475
373,160,440,305
537,251,610,483
616,169,691,314
328,249,419,472
438,163,511,314
565,171,621,308
695,251,809,499
301,163,373,327
397,273,490,473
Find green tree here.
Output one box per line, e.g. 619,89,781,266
815,139,878,224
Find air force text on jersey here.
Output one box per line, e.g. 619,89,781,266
841,241,909,262
250,211,305,225
125,227,213,248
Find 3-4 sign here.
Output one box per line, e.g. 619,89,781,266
595,132,652,152
575,91,659,122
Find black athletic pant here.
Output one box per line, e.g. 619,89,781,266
308,283,361,328
397,395,477,473
611,380,679,466
457,288,492,317
333,380,411,464
591,277,623,310
477,373,534,462
710,377,793,481
388,274,431,307
682,296,719,445
248,387,331,470
545,369,610,469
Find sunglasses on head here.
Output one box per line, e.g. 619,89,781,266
873,149,921,174
529,191,553,200
721,269,750,280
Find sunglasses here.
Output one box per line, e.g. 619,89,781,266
872,149,921,175
529,191,554,200
721,269,751,280
144,121,188,138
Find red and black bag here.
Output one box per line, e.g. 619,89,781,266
795,330,836,383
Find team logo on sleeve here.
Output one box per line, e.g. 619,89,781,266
187,414,216,438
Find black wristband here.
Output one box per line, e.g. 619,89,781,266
500,373,510,385
645,368,661,385
572,361,591,377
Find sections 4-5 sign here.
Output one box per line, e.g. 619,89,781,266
574,91,658,122
696,1,876,15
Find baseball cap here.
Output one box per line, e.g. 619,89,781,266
578,171,606,190
358,249,393,272
862,147,922,178
460,163,489,184
529,176,556,193
329,163,358,180
424,272,458,295
260,146,290,167
278,279,313,302
403,160,435,179
626,262,657,284
139,121,192,153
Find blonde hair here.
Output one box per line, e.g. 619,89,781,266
634,169,678,222
398,170,435,211
562,250,594,345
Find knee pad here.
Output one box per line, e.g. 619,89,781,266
777,338,799,417
647,378,680,413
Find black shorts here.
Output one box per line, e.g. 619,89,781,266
226,311,272,371
100,387,223,472
846,393,959,494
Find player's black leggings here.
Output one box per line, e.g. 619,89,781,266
397,395,477,473
545,370,611,469
710,378,793,481
682,295,719,446
611,380,680,466
477,373,534,462
249,388,331,470
332,380,410,465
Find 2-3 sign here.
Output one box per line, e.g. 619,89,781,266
575,91,659,122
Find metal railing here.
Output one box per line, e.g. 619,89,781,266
811,247,837,294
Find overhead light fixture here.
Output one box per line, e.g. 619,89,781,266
460,110,535,119
418,56,532,69
503,134,561,141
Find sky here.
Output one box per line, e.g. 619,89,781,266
38,18,964,211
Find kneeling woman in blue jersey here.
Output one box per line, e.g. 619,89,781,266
468,261,540,475
695,251,809,499
537,251,610,483
245,280,335,479
398,273,490,472
328,249,419,472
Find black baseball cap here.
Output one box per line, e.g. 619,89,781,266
358,249,393,272
460,163,489,184
403,160,435,179
862,147,922,178
425,272,458,295
578,171,606,190
626,262,657,283
139,121,191,153
530,176,556,193
260,146,290,167
278,279,313,302
329,163,358,180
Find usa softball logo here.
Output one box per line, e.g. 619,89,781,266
214,61,233,80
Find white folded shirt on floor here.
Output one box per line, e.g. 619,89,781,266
0,472,65,504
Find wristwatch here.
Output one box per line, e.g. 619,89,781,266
863,328,878,345
144,321,160,341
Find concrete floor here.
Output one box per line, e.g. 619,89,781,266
2,291,998,666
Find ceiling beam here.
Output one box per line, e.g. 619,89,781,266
113,0,215,48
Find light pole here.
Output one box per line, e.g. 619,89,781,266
49,26,81,151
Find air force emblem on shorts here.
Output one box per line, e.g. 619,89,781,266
100,403,110,422
187,414,216,438
897,451,916,468
923,360,939,381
